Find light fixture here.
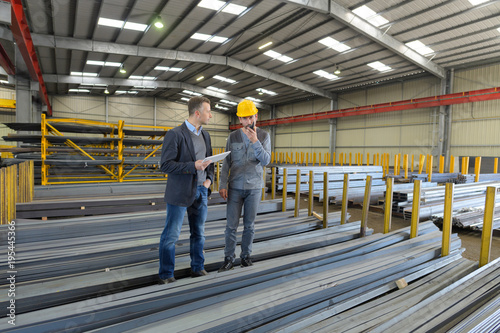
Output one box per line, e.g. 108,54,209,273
104,88,110,94
258,42,273,50
334,66,341,75
119,65,126,74
258,91,264,95
154,16,164,29
197,76,205,81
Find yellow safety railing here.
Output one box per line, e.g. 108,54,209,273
0,161,34,224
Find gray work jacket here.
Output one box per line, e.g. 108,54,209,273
219,128,271,190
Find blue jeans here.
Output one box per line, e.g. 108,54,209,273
224,188,261,261
159,186,208,279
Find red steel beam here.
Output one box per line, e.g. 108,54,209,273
9,0,52,116
230,87,500,130
0,42,15,75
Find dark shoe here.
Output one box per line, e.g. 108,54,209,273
159,277,176,284
241,257,253,267
218,258,234,272
191,269,208,278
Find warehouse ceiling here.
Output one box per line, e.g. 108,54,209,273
1,0,500,111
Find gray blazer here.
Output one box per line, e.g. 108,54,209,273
160,122,214,206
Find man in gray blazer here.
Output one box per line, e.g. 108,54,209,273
159,96,214,284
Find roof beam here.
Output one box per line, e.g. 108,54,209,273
21,31,334,100
280,0,446,79
42,74,271,110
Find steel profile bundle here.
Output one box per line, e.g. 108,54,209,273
432,204,500,231
0,221,470,332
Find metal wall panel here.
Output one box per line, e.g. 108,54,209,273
0,114,15,146
0,87,15,100
52,95,106,122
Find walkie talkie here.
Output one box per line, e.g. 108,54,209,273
249,122,255,130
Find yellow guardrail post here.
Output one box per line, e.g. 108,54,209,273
271,167,276,199
410,179,422,238
323,172,328,229
439,155,444,174
479,186,496,267
360,175,372,237
341,173,349,225
411,154,414,173
118,120,124,182
384,177,394,234
418,155,425,174
449,155,455,173
474,156,481,182
41,113,48,185
404,154,408,179
441,183,454,257
349,152,352,166
308,170,313,216
494,158,498,174
282,168,287,212
294,169,301,217
1,167,5,224
428,155,433,182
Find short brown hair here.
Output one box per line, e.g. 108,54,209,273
188,96,211,116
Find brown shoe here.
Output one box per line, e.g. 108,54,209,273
191,269,208,278
159,277,176,284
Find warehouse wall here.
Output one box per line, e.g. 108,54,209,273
0,86,16,147
50,95,230,149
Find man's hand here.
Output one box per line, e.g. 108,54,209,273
195,159,211,170
219,188,228,200
203,179,211,188
242,126,258,143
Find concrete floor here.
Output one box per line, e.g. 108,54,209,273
291,196,500,262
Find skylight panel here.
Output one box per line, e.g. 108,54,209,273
191,33,228,43
98,17,124,28
129,75,156,80
313,70,339,81
469,0,490,5
263,50,293,63
127,91,139,94
115,90,127,94
207,86,229,93
181,97,190,101
213,75,237,84
245,97,263,102
71,72,98,77
86,60,122,67
198,0,247,15
367,61,392,72
406,40,435,56
352,5,389,27
182,90,203,96
220,99,238,105
318,37,351,52
124,22,148,31
68,89,90,93
256,88,277,96
215,105,229,111
154,66,183,71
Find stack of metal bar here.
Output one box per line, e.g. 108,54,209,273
432,207,500,231
391,181,500,220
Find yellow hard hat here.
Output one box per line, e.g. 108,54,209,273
236,99,258,117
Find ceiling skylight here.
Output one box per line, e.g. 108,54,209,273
154,66,183,71
129,75,156,80
182,90,202,96
215,105,229,110
318,37,351,52
263,50,293,63
367,61,392,72
98,17,148,32
405,40,435,56
469,0,490,5
220,99,238,105
245,97,263,102
71,72,98,77
197,0,247,15
181,97,190,102
191,33,228,43
86,60,122,67
207,86,229,93
352,5,389,27
313,70,339,81
213,75,237,84
68,89,90,93
256,88,277,96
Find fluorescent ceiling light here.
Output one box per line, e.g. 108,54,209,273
367,61,392,72
263,50,293,63
245,97,263,102
352,5,389,27
197,76,205,81
318,37,351,52
182,90,202,96
98,17,124,28
87,60,105,66
71,72,98,77
86,60,122,67
256,88,277,96
220,99,237,105
181,97,190,101
127,91,139,94
129,75,156,80
207,86,229,93
198,0,247,15
213,75,237,84
313,70,339,81
154,66,183,71
68,89,90,93
406,40,435,56
191,33,228,43
259,42,273,50
469,0,490,5
123,22,148,31
115,90,127,94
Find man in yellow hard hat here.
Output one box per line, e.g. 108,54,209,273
218,99,271,272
